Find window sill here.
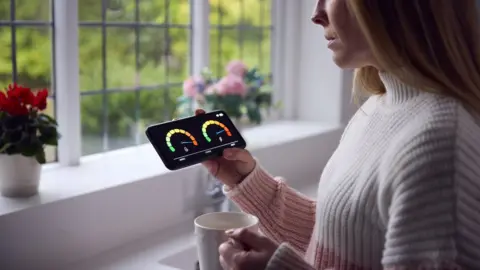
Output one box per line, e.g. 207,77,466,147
69,183,319,270
0,120,339,217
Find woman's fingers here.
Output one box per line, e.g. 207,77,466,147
219,240,243,269
222,148,256,176
195,109,206,115
222,148,252,163
219,255,229,270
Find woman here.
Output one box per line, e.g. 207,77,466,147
199,0,480,269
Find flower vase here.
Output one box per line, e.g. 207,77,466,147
0,154,41,198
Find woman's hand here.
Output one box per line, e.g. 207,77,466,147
195,109,256,188
219,228,278,270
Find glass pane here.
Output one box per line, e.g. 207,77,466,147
106,91,137,151
209,28,221,77
262,29,272,73
79,28,103,91
139,0,167,23
106,28,136,89
241,29,262,68
139,27,167,85
79,0,102,21
262,0,272,26
139,88,167,140
45,97,57,162
244,0,270,27
15,27,53,90
81,94,104,155
106,0,135,22
166,87,182,118
220,29,240,72
209,29,240,77
169,0,190,25
139,87,181,142
15,0,51,21
168,27,189,83
0,27,12,87
210,0,241,25
0,0,10,20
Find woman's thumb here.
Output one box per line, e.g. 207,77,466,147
222,148,253,163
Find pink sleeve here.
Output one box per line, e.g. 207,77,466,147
224,164,317,253
266,243,315,270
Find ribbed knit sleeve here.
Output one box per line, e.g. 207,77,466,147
224,164,317,253
378,106,480,270
266,243,315,270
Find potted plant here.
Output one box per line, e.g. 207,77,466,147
176,60,281,129
0,84,60,198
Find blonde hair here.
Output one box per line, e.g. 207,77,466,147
348,0,480,113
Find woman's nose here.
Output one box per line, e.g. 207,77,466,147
311,0,328,26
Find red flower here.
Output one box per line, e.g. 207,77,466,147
7,83,35,106
33,89,48,111
0,91,29,115
0,84,49,115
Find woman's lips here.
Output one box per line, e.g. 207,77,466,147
327,38,337,49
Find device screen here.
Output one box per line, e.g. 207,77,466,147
145,110,246,170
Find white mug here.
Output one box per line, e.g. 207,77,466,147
194,212,259,270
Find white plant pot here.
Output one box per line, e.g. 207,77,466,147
0,154,41,198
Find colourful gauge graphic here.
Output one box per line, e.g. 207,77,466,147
202,120,232,142
165,129,198,152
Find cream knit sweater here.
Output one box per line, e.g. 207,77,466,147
226,73,480,270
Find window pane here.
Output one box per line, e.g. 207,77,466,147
0,0,10,20
106,28,136,89
168,27,189,82
80,0,191,156
139,87,182,143
105,91,137,151
262,29,272,73
139,27,167,85
79,0,102,21
0,27,12,86
241,29,262,68
79,28,104,91
15,0,51,21
210,0,241,25
139,0,167,23
219,29,240,70
209,28,221,76
209,0,273,78
15,27,53,90
169,0,190,25
81,94,104,156
106,0,135,22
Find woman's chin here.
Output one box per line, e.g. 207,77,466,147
331,52,360,69
332,53,349,68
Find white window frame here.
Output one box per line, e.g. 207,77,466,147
51,0,285,167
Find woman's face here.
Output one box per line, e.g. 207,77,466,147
312,0,376,69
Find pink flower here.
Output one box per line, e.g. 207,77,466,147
215,75,247,96
183,76,204,97
226,60,248,77
205,84,218,95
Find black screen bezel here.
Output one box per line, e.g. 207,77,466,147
145,110,247,170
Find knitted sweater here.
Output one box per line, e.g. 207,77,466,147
225,73,480,270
